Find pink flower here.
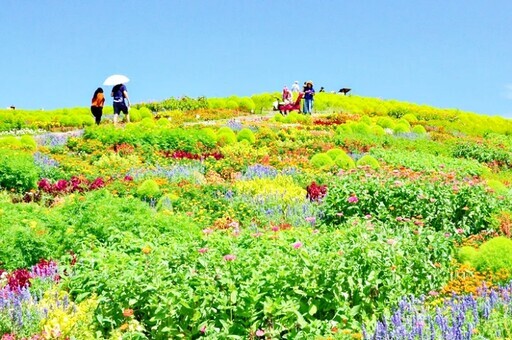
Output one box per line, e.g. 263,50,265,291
200,325,206,333
456,228,464,234
336,212,344,217
223,254,236,261
256,329,265,337
202,228,213,235
292,241,303,249
271,225,279,232
347,195,359,204
387,239,397,246
364,214,372,219
312,229,320,234
305,216,316,225
198,248,208,254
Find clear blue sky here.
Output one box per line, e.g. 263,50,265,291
1,1,511,117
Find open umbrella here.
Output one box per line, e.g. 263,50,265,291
103,74,130,86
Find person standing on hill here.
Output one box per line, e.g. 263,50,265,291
90,87,105,125
291,81,300,93
111,83,131,125
282,86,293,104
303,81,315,114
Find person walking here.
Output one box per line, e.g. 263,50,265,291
303,81,315,114
111,83,131,125
90,87,105,125
282,86,292,104
291,81,300,93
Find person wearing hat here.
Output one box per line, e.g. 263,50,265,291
303,81,315,114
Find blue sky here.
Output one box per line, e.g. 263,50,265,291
1,1,511,117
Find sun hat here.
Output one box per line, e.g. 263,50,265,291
306,80,313,85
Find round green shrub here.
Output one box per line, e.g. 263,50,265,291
139,117,156,129
394,123,411,134
201,128,217,143
475,237,512,276
402,113,418,123
336,124,353,134
136,179,161,200
310,153,335,169
138,107,154,119
376,116,395,129
351,122,372,135
218,126,235,135
360,115,372,125
356,155,380,169
216,131,237,146
334,154,356,170
273,114,284,122
0,136,22,149
20,135,37,151
238,98,256,112
156,118,172,127
129,108,142,122
156,193,179,211
371,125,386,136
237,128,256,144
457,246,478,265
398,119,411,128
326,148,347,160
412,125,427,135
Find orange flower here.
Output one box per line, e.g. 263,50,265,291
141,246,151,254
120,323,129,331
123,308,134,317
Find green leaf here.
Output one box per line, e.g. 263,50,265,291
308,304,317,316
230,290,238,304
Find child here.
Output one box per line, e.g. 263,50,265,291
91,87,105,125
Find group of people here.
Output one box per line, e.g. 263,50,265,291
282,80,316,114
90,84,130,125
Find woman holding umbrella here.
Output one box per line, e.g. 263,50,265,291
103,74,131,125
111,83,131,125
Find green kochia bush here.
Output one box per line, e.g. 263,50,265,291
0,149,39,192
310,153,334,169
237,128,256,144
474,237,512,277
65,217,453,339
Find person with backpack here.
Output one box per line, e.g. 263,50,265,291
90,87,105,125
111,83,131,125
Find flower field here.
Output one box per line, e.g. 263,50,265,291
2,93,512,339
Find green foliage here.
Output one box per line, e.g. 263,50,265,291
322,170,503,234
326,148,347,160
356,155,380,169
350,122,372,135
376,116,395,129
456,246,478,265
136,179,161,200
393,123,411,134
475,237,512,277
402,113,418,123
236,128,256,144
0,203,57,269
217,130,237,146
411,125,427,135
310,153,335,169
334,154,356,170
0,149,39,192
371,125,386,136
19,135,37,151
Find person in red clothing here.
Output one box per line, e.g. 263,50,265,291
91,87,105,125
